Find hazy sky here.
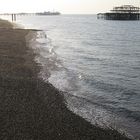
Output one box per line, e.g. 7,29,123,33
0,0,140,14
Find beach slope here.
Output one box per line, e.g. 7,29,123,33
0,19,131,140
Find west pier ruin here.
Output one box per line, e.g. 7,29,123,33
97,5,140,20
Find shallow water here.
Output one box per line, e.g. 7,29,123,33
2,15,140,139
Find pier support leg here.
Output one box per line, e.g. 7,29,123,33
12,14,14,21
14,14,16,21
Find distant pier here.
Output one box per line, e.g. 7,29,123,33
97,5,140,20
0,13,36,22
0,11,60,22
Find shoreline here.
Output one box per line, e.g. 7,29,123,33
0,19,131,140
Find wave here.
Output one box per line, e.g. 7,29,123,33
29,31,64,80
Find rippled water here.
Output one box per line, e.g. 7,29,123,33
2,15,140,139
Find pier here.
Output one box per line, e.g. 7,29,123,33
0,12,60,22
0,13,36,21
97,5,140,20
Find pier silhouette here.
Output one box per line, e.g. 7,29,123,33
0,12,60,22
0,13,36,21
97,5,140,20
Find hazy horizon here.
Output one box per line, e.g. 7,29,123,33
0,0,140,14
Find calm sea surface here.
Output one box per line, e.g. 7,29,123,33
2,15,140,139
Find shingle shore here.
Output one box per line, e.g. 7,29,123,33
0,19,131,140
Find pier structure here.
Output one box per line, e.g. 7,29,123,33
0,13,36,22
97,5,140,20
0,12,60,22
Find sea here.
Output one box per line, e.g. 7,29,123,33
2,15,140,139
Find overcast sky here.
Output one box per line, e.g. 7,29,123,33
0,0,140,14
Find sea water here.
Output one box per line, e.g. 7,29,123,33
2,15,140,139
